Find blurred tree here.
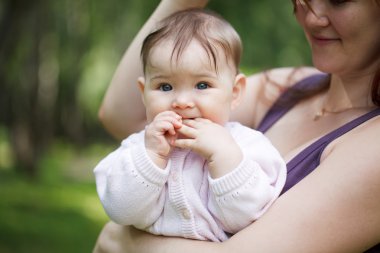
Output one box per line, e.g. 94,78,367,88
0,0,52,177
0,0,97,177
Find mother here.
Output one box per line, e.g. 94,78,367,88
94,0,380,252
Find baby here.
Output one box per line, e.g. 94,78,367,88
94,8,286,242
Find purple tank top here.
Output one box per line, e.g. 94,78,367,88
257,74,380,252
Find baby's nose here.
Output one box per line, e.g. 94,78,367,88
171,94,195,109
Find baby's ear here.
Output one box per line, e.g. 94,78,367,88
231,73,246,110
137,76,146,105
137,76,145,92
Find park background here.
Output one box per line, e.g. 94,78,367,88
0,0,311,252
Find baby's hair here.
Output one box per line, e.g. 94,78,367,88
141,8,242,74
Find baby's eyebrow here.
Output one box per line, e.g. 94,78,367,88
150,74,170,80
188,65,220,77
192,71,217,78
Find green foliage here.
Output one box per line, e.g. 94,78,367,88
0,178,103,253
0,141,114,253
0,126,13,170
208,0,311,69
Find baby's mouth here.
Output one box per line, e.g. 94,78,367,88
181,116,197,120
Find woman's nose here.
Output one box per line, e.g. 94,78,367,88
171,93,195,109
304,2,329,27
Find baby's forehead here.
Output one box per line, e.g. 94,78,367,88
147,39,234,72
149,40,212,62
146,51,217,76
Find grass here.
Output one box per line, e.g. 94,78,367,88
0,140,116,253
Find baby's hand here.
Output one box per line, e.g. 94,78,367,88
174,119,242,178
145,111,182,169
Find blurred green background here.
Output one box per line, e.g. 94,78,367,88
0,0,311,252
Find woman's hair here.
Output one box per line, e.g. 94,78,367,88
290,0,380,106
140,8,242,74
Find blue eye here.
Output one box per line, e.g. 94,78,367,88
159,83,172,91
196,82,209,90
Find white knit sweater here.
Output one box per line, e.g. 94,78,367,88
94,122,286,242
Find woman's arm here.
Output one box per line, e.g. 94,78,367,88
93,222,222,253
93,118,380,253
223,118,380,253
98,0,209,140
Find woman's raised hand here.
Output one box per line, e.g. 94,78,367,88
161,0,209,9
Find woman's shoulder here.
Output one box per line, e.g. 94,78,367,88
336,112,380,157
321,113,380,184
322,114,380,234
324,112,380,156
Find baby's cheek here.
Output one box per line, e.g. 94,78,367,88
204,112,230,126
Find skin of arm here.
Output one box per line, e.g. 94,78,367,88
98,0,209,140
94,118,380,253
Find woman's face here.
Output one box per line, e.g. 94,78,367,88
294,0,380,77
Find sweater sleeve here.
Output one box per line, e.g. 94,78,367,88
94,131,170,228
207,122,286,234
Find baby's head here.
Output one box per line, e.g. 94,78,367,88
138,9,246,125
141,8,242,75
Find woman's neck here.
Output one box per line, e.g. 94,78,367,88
313,74,374,121
326,74,373,108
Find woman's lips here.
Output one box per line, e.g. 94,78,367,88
310,35,340,46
